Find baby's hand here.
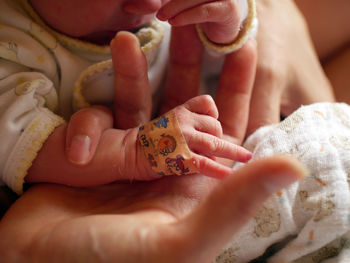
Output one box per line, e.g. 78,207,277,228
157,0,244,44
161,95,252,178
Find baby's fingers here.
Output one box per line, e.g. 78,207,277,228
157,0,241,44
192,153,234,179
189,132,252,163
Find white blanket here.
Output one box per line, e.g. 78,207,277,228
215,103,350,263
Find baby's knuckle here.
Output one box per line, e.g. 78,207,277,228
197,156,210,171
185,131,195,147
212,120,223,137
220,0,239,23
199,94,215,108
200,5,211,20
225,0,236,15
174,106,188,124
209,137,225,154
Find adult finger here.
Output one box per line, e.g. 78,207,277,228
111,31,152,129
215,40,257,145
246,63,284,136
160,25,204,113
66,106,113,165
170,156,307,262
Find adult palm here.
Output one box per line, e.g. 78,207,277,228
0,157,304,263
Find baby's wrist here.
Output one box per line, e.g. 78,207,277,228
135,138,161,180
137,110,198,178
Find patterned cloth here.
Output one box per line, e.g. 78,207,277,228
215,103,350,263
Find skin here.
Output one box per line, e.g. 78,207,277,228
29,0,243,44
19,32,293,262
295,0,350,104
27,95,252,186
156,0,336,137
1,156,306,263
29,0,165,40
295,0,350,60
160,26,257,146
67,30,257,170
0,1,314,262
29,0,254,144
247,0,336,133
27,0,258,173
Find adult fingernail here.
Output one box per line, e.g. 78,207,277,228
68,135,91,165
263,167,308,194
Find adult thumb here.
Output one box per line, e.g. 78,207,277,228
176,156,307,262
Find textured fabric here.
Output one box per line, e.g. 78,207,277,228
215,103,350,263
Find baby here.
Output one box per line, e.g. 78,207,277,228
0,0,256,194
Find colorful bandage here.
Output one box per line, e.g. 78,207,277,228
138,110,198,176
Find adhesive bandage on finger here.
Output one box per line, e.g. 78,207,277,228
138,110,198,176
196,0,258,55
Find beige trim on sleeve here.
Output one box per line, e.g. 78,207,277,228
2,109,65,195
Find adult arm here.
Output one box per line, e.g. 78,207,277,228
247,0,335,135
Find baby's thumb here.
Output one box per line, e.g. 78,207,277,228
174,156,307,262
66,106,113,165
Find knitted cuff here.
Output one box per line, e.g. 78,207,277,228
2,109,65,195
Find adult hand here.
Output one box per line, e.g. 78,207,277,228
0,156,305,263
160,25,257,145
247,0,335,135
64,28,257,168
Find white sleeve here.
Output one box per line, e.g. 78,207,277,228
0,72,65,194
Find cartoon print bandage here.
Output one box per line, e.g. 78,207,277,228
138,110,198,176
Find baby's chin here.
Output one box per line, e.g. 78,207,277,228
78,26,144,46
